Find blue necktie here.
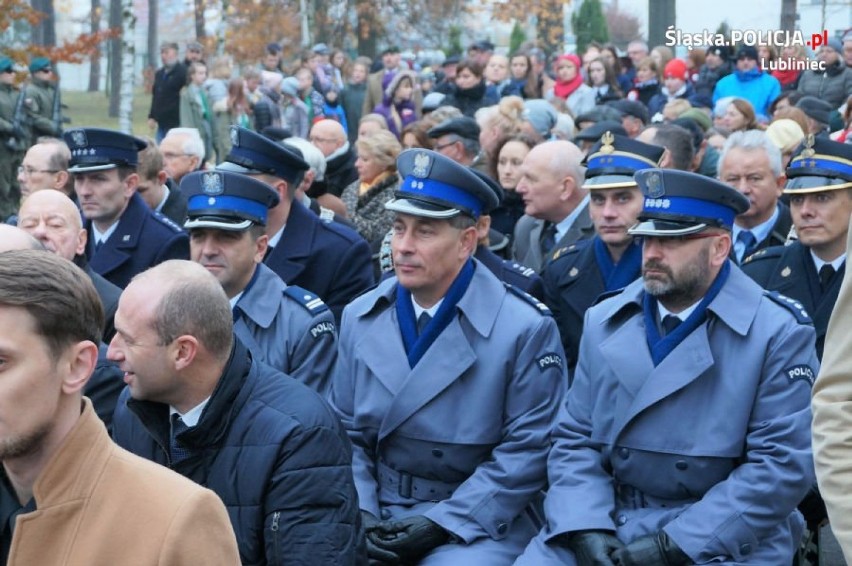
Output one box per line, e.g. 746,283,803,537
94,240,103,253
417,312,432,336
540,222,557,256
737,230,757,261
819,264,835,292
662,315,681,336
170,415,192,464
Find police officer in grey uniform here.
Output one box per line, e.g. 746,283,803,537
330,149,565,565
181,169,337,396
516,168,817,565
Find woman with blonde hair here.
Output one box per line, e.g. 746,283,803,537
341,130,403,248
476,95,525,163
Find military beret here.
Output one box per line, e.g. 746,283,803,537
182,169,280,230
385,149,499,220
628,169,749,236
64,128,147,172
427,117,480,142
582,132,665,189
29,57,51,73
784,135,852,194
220,126,309,186
0,57,13,74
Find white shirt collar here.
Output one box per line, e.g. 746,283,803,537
810,250,846,273
411,296,444,320
658,299,701,323
268,224,286,249
92,221,120,246
169,397,211,428
155,185,171,213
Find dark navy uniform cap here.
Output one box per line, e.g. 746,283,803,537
386,149,499,220
574,120,627,142
220,126,309,186
181,169,280,231
582,132,665,189
784,135,852,194
64,128,147,173
628,168,749,236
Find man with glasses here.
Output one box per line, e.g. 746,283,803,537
159,127,205,184
309,119,357,198
16,138,72,200
427,117,486,171
24,57,63,138
517,168,817,565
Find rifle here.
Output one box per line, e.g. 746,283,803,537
51,84,64,135
5,85,27,152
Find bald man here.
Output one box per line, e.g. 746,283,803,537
17,189,122,342
512,140,594,272
310,119,358,197
0,222,125,432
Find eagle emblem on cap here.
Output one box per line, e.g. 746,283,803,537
230,126,239,147
600,131,615,154
70,130,87,148
412,152,431,178
202,172,224,195
645,171,664,198
800,134,815,159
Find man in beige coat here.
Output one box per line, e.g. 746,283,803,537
0,250,240,565
813,211,852,565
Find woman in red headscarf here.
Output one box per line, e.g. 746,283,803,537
547,54,596,117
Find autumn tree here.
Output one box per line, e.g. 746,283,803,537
492,0,569,57
225,0,300,66
604,3,641,49
572,0,608,55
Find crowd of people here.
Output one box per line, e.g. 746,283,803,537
0,28,851,566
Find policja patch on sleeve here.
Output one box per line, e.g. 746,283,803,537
784,364,815,387
537,352,563,373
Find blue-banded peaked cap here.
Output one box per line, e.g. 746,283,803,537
386,149,499,220
181,169,280,231
784,135,852,194
628,168,749,236
582,132,665,189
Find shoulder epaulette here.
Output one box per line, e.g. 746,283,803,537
593,287,626,306
504,261,537,279
742,246,784,265
151,211,184,233
551,242,584,262
504,282,552,316
284,285,329,314
764,290,812,324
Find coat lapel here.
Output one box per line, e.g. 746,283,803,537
265,201,314,282
87,194,145,276
378,318,476,442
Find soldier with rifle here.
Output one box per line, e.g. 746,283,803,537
25,57,63,139
0,56,24,218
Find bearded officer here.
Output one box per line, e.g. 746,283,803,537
516,168,817,565
330,148,565,564
544,133,664,371
182,169,337,395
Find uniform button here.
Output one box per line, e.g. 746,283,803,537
675,460,688,470
431,449,444,458
740,543,752,555
380,509,391,520
496,523,508,535
616,514,627,526
618,448,630,459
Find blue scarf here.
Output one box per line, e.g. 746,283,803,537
594,237,643,292
643,261,731,366
396,259,475,368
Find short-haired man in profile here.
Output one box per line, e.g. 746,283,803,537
0,250,240,565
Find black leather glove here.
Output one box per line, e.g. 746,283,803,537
369,515,449,563
611,531,690,566
361,511,400,565
563,530,624,566
798,484,828,529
